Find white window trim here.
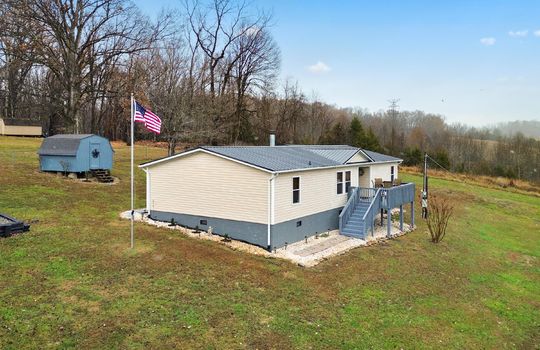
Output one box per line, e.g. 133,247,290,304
337,171,344,195
337,170,352,195
292,176,301,205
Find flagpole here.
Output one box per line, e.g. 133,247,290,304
130,92,134,249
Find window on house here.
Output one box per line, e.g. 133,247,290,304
292,177,300,203
345,171,351,193
337,172,343,194
391,166,395,182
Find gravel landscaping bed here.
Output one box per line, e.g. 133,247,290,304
120,209,414,267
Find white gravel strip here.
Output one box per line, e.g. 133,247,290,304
120,209,414,267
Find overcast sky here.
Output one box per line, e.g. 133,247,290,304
135,0,540,126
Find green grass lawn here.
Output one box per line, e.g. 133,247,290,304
0,136,539,349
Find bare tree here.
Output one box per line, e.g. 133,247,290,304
229,24,280,143
145,36,193,155
8,0,170,134
0,2,39,120
184,0,278,142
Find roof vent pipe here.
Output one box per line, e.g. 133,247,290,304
269,131,276,146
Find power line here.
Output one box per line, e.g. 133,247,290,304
426,154,451,173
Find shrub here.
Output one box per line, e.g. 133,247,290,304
403,147,422,166
426,195,454,243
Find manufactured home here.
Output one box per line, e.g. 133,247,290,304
140,143,415,250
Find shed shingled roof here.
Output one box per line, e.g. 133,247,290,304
1,118,42,127
141,145,402,172
38,134,94,156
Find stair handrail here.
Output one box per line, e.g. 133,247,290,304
362,188,381,221
339,187,359,233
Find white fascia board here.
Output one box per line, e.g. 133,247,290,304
138,148,201,168
274,160,402,174
369,160,403,165
344,149,373,163
138,148,273,173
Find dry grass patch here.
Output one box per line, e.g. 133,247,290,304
401,166,540,196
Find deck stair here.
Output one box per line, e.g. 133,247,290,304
340,200,372,238
339,183,415,240
91,169,114,183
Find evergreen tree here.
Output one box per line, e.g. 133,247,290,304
321,122,347,144
403,147,422,165
434,149,451,169
363,127,381,151
349,116,366,147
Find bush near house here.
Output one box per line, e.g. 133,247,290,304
426,195,454,243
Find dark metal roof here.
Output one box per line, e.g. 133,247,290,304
38,134,94,156
1,118,42,127
287,145,360,164
200,145,401,172
201,146,344,171
363,150,402,163
141,145,402,171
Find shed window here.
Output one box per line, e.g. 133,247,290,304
345,171,351,193
337,172,343,194
391,166,395,182
292,177,300,204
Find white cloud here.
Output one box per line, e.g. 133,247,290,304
480,37,496,46
534,30,540,37
508,30,528,37
308,61,331,73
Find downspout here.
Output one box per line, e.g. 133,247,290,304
267,172,278,251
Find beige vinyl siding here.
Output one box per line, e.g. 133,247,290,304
274,166,358,224
346,152,369,163
369,163,399,183
358,166,371,187
149,151,270,224
1,124,42,136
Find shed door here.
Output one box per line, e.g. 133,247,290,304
90,142,101,169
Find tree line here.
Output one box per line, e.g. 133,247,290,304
1,0,538,183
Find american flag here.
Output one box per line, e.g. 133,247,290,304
134,101,162,134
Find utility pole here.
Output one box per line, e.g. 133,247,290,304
387,99,400,154
422,152,428,219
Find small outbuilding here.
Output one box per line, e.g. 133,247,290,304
0,118,42,136
38,134,114,173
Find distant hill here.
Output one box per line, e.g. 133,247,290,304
493,120,540,139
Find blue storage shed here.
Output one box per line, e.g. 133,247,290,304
38,134,114,173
